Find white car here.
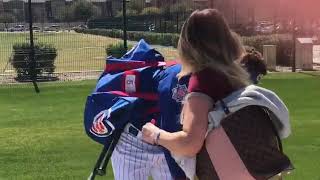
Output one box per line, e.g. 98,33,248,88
256,22,275,34
9,25,25,32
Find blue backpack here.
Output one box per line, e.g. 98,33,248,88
84,40,166,179
84,39,165,145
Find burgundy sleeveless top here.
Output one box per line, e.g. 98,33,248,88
188,68,235,102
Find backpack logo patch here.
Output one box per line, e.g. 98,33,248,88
90,109,115,137
125,75,136,93
172,84,188,102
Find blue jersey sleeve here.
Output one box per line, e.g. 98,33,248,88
157,64,191,178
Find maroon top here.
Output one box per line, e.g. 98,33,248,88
188,68,235,102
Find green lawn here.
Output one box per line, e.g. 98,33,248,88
0,81,114,180
0,73,319,179
0,32,179,74
261,73,320,179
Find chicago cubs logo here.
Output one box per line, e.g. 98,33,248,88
90,108,115,137
172,84,188,102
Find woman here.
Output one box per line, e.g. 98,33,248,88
143,9,293,180
142,8,250,176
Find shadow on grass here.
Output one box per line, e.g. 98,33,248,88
298,71,320,78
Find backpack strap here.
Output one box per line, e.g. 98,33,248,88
219,100,230,115
105,61,166,73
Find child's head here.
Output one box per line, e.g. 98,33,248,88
241,49,267,84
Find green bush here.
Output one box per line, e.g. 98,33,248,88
10,43,57,80
75,28,179,47
76,29,293,66
141,7,161,16
171,34,180,48
87,16,154,31
106,43,133,58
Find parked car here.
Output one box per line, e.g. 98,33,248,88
8,25,25,32
255,21,275,34
49,24,60,32
32,26,41,32
72,24,88,30
25,25,43,32
44,24,60,32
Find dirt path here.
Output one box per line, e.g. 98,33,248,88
0,71,102,84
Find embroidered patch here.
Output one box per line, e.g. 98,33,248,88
90,109,115,137
172,84,188,102
125,75,136,93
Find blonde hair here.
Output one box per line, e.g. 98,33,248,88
178,9,250,89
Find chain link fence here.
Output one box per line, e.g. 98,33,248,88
0,0,117,88
0,0,197,89
1,0,319,90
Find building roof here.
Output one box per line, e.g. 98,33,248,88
297,38,314,44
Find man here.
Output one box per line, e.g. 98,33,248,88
85,40,176,180
110,63,190,180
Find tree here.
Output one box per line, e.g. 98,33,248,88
141,7,161,31
128,0,144,14
169,1,193,33
141,7,161,16
0,13,16,31
169,0,193,14
115,9,139,18
59,6,74,30
71,0,98,24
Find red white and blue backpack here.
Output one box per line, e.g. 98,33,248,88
84,39,167,179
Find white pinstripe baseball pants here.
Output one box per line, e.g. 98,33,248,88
111,131,173,180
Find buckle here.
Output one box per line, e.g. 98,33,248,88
128,126,139,136
125,123,141,138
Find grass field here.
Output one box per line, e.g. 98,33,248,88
0,32,178,73
0,73,319,180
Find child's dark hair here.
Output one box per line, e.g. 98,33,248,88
241,49,267,84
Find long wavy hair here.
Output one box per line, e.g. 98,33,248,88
178,9,250,89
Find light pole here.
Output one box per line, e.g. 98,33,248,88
233,0,238,25
28,0,40,93
209,0,214,8
292,20,297,72
123,0,128,51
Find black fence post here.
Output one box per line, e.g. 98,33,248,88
176,13,179,33
28,0,40,93
292,26,297,72
123,0,128,51
209,0,214,8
